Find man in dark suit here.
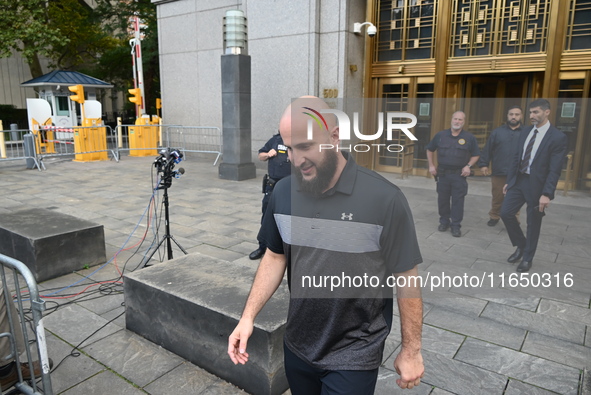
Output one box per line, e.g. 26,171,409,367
500,99,568,272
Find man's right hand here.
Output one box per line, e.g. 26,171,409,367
267,149,277,158
228,318,254,365
394,348,424,389
428,166,437,177
480,166,489,176
503,184,508,195
227,250,287,366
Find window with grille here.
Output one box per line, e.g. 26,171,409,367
377,0,437,61
566,0,591,50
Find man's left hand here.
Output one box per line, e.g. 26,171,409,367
393,348,424,389
539,195,550,211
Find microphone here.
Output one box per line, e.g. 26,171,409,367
170,149,183,164
174,167,185,179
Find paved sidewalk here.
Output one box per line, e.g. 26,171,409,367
0,154,590,394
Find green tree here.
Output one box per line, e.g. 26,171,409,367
0,0,159,113
0,0,64,78
48,0,118,70
0,0,116,78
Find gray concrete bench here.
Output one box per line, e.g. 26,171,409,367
0,208,106,282
124,253,289,395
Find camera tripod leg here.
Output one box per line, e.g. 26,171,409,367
169,235,188,255
140,235,167,268
140,235,188,268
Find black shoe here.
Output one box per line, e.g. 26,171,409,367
507,247,524,263
249,248,265,260
0,358,54,389
487,218,499,226
438,223,449,232
516,260,532,272
451,227,461,237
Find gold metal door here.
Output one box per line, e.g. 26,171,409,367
373,77,434,176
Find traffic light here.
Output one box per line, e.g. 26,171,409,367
68,85,85,104
128,88,142,107
156,98,162,109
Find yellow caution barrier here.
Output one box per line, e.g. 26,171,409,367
129,117,158,157
72,119,109,162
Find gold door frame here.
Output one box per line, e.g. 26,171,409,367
373,77,412,174
373,77,434,176
558,70,591,190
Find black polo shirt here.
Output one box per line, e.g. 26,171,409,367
259,152,422,370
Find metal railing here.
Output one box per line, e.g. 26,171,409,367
35,125,118,164
0,129,44,171
164,126,222,166
114,125,222,165
2,124,222,169
112,123,174,159
0,254,52,394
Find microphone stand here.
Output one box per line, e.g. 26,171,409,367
141,152,187,268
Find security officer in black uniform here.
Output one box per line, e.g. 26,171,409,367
249,132,291,259
426,111,480,237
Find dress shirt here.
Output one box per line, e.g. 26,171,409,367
522,121,550,174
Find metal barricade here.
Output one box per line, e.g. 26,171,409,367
36,125,118,164
0,254,52,394
164,126,222,166
0,129,44,171
113,124,222,165
114,124,180,158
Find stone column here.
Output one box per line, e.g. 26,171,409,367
218,53,256,181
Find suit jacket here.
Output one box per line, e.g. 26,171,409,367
506,124,568,200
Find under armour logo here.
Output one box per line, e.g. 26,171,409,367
341,213,353,221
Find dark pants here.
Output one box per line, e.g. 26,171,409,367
284,344,379,395
437,172,468,228
257,185,273,249
500,174,544,262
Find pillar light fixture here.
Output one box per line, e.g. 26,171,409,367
223,10,248,55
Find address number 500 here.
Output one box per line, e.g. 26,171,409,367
323,89,338,98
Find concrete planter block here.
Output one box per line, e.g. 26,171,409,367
0,208,106,282
124,253,289,395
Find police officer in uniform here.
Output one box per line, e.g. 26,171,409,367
249,132,291,259
426,111,480,237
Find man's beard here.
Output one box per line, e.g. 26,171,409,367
508,119,520,127
294,150,339,197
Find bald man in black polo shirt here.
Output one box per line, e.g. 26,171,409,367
228,96,424,394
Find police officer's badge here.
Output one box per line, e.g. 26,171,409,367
458,139,466,145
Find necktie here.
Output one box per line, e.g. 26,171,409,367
520,129,538,174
